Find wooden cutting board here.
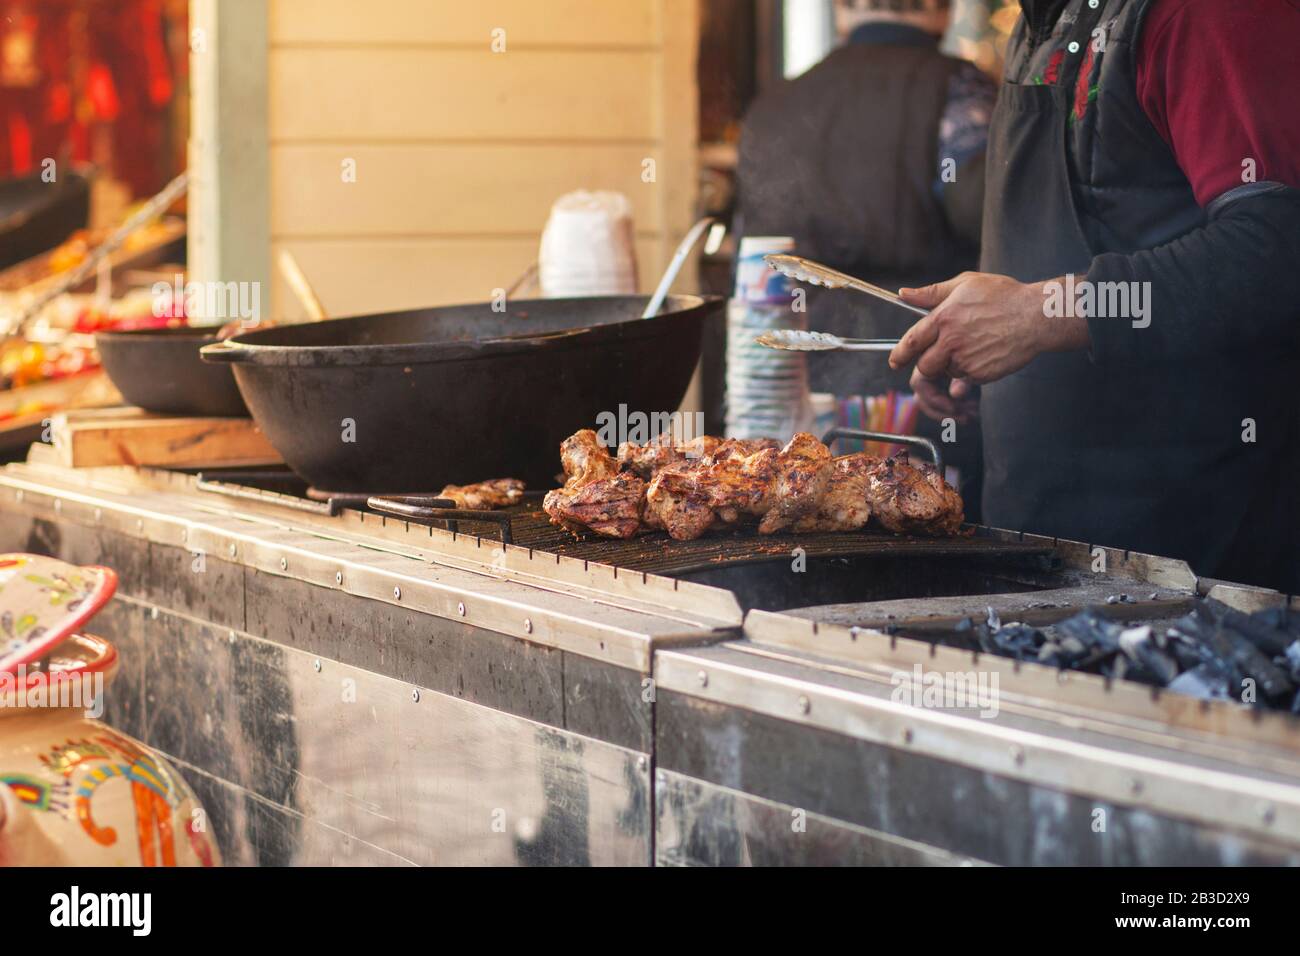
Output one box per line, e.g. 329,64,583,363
48,407,282,468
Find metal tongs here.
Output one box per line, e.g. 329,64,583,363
753,253,929,354
763,253,930,317
754,329,898,352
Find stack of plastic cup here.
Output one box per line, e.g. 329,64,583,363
725,236,814,440
538,191,639,297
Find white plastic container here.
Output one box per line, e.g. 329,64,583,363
538,191,639,297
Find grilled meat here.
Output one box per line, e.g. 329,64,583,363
865,452,965,536
756,433,834,533
544,429,645,538
437,478,525,510
559,429,620,486
617,433,723,479
644,459,716,540
548,430,963,540
646,433,832,538
544,470,646,539
791,453,874,533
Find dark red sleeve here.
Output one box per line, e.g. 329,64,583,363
1136,0,1300,207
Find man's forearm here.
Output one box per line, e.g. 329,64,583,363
1084,186,1300,366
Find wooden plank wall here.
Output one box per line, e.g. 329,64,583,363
267,0,701,319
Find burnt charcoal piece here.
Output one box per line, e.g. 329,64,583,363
1118,626,1180,687
1168,609,1295,704
988,622,1045,662
1054,608,1124,654
1168,661,1236,702
1217,604,1295,657
1286,641,1300,683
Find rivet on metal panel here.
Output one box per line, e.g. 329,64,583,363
849,626,859,642
797,695,811,715
656,770,666,783
228,543,237,558
1260,802,1277,825
335,571,343,585
1011,745,1026,766
150,606,159,620
902,728,914,744
228,630,236,644
394,586,402,600
94,508,102,522
457,602,466,617
279,557,288,571
411,688,421,703
53,499,61,513
313,659,322,673
637,756,647,771
697,670,708,687
523,618,533,634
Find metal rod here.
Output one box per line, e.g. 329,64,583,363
821,426,944,475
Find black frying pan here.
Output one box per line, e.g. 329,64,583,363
201,294,722,492
96,327,249,417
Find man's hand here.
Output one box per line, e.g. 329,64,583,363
888,272,1090,385
910,368,980,424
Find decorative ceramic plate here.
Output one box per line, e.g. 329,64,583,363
0,554,118,673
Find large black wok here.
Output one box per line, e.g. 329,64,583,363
201,295,721,492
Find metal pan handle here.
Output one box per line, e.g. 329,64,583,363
821,426,943,475
199,340,254,364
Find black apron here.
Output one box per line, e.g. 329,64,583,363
979,5,1300,592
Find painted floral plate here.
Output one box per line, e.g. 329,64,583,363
0,554,118,674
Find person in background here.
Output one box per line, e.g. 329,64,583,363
735,0,996,513
887,0,1300,592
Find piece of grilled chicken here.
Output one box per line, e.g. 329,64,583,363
864,452,965,536
791,453,875,533
543,429,645,538
437,478,525,510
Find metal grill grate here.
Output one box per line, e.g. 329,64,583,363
196,469,1054,577
435,507,1054,575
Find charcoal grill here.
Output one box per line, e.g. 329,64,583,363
364,425,962,571
194,474,1052,577
194,424,1048,608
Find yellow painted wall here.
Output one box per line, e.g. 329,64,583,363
267,0,700,319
